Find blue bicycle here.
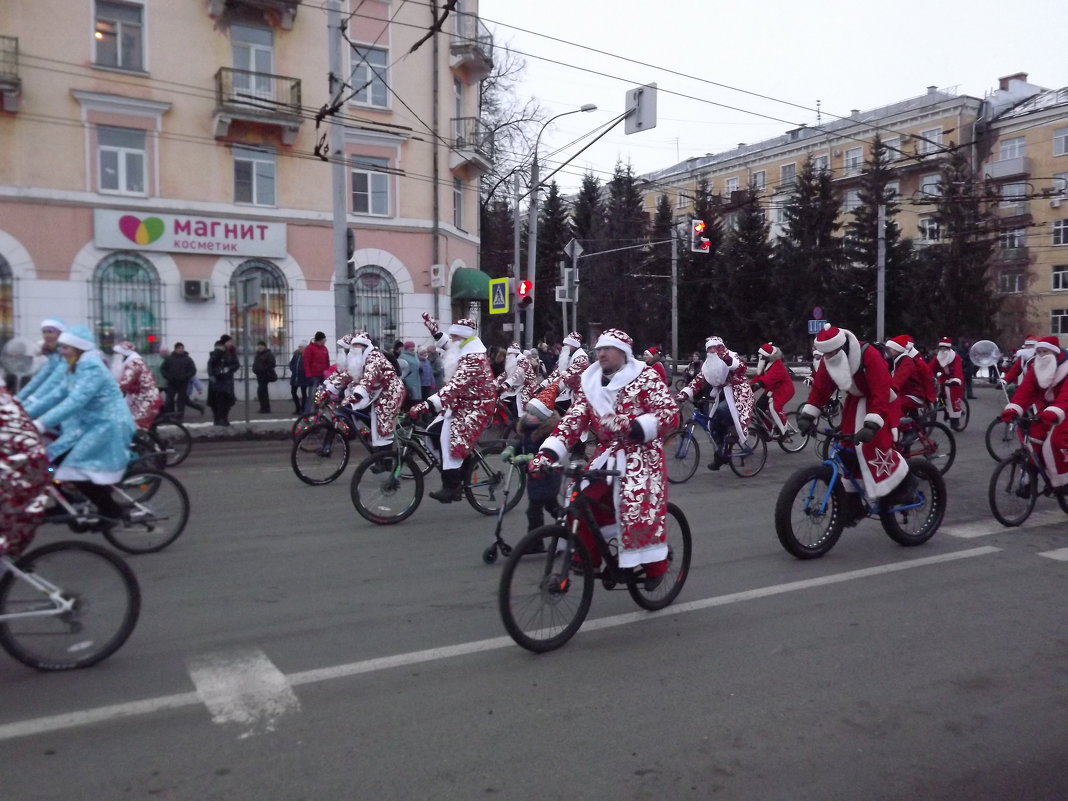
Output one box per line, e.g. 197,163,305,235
664,401,768,482
774,429,946,559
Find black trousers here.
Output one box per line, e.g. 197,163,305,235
256,378,271,411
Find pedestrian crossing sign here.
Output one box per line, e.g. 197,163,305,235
489,278,510,315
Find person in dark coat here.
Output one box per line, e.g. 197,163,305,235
207,340,239,426
160,342,202,418
288,347,308,415
252,341,277,414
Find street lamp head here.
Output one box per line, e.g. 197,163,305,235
579,104,597,113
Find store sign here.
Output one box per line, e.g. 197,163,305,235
94,210,287,257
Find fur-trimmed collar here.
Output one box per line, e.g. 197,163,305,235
580,357,643,417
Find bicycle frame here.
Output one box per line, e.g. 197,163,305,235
1008,417,1056,489
0,557,75,622
812,432,924,516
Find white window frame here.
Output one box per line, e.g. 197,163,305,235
885,181,900,200
1054,220,1068,247
882,137,901,159
351,155,390,216
1054,127,1068,157
350,45,389,109
920,173,941,198
231,24,275,100
999,136,1026,161
811,154,828,174
999,228,1025,249
843,189,861,213
780,163,796,184
1000,182,1027,207
233,147,276,207
94,0,145,72
1000,272,1024,294
919,127,943,155
724,176,740,196
676,191,687,209
751,170,766,190
918,217,941,243
453,177,464,230
844,147,862,175
1053,267,1068,292
97,125,146,196
1053,309,1068,335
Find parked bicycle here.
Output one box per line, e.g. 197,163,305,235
775,429,946,559
291,403,376,485
349,417,526,524
987,415,1068,526
663,402,767,483
0,539,140,670
497,462,691,653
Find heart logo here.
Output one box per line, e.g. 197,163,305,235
118,215,165,245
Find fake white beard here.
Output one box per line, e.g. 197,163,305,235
504,354,518,375
936,348,954,368
701,353,729,386
1033,353,1057,388
109,353,126,381
346,349,366,383
557,346,572,372
442,342,462,382
823,351,856,392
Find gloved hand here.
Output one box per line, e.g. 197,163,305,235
408,402,429,421
528,450,555,474
999,408,1018,423
751,381,764,391
500,445,516,463
853,421,880,444
796,413,815,435
628,420,645,443
674,393,688,404
996,378,1007,389
421,312,440,336
803,376,814,386
1032,409,1060,441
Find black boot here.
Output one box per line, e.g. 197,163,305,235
429,468,464,503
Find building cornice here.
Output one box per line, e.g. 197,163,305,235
71,90,172,119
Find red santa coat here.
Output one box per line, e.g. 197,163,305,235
0,387,49,558
1002,349,1034,385
426,339,496,466
119,356,162,429
541,361,679,568
911,353,937,403
679,352,754,440
349,348,405,446
752,357,794,429
929,350,964,416
888,352,928,417
801,340,908,499
546,347,590,402
1005,357,1068,488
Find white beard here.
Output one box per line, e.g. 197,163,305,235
109,353,126,381
1033,353,1057,388
557,346,572,372
346,349,366,383
936,349,954,368
701,353,730,387
504,354,518,375
823,351,857,393
442,343,461,383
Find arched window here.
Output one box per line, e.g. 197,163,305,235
92,252,162,353
0,256,13,352
351,265,399,345
228,260,289,356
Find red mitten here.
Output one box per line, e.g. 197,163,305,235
408,402,428,420
999,408,1017,423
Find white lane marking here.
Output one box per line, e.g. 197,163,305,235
944,510,1067,538
0,545,1000,743
1038,547,1068,561
185,648,301,739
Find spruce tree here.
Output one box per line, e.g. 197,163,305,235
533,181,572,343
677,178,725,353
721,189,775,355
569,172,605,343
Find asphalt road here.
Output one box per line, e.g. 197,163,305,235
2,384,1066,800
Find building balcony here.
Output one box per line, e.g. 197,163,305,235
0,36,21,112
449,117,493,174
996,246,1030,264
450,12,493,84
213,67,302,145
207,0,298,30
985,155,1031,181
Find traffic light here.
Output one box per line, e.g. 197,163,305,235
517,279,533,308
690,219,710,253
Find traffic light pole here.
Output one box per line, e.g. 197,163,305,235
327,0,350,350
524,152,540,350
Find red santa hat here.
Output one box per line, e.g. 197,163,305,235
448,318,477,338
525,382,559,420
813,326,847,353
1023,333,1038,346
642,346,659,358
937,336,954,348
563,331,582,348
884,334,912,355
594,328,633,358
506,342,522,355
1034,336,1061,354
759,342,784,358
351,330,374,349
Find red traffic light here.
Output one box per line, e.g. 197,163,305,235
691,219,710,253
517,279,533,308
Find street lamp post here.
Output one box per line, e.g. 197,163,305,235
524,104,596,349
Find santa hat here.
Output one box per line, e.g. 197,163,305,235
1034,336,1061,354
448,318,476,338
114,340,137,356
937,337,954,348
58,324,96,352
563,332,582,348
506,342,522,355
813,326,847,353
884,334,912,355
351,331,374,349
1023,334,1038,346
337,334,354,350
643,346,659,358
594,328,633,358
41,317,66,332
525,383,559,420
705,336,724,351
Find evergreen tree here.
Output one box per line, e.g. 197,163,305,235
570,172,605,342
533,181,572,342
599,161,650,339
479,198,515,279
632,193,676,352
676,178,726,353
721,189,775,354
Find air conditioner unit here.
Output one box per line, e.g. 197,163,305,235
429,263,446,288
182,279,214,301
1051,198,1063,208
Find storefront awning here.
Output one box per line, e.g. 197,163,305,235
449,267,493,301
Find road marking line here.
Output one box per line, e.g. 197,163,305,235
944,510,1066,538
186,647,301,738
1038,547,1068,561
0,545,1000,743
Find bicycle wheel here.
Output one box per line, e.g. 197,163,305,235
823,399,843,429
498,526,594,653
879,458,946,546
988,454,1038,527
105,470,190,554
727,427,768,478
0,541,140,670
151,420,192,467
663,427,699,484
292,412,320,438
985,417,1018,462
777,411,811,453
627,503,691,611
463,451,527,515
774,465,844,559
291,424,350,485
901,421,956,475
350,452,423,524
958,398,971,431
129,430,167,472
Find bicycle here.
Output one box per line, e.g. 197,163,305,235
987,415,1068,526
479,397,519,445
43,468,191,554
0,539,140,670
349,417,526,524
750,399,810,453
775,429,946,559
129,412,193,470
925,391,970,432
984,382,1028,462
895,416,956,475
291,403,377,485
663,401,768,483
497,462,691,653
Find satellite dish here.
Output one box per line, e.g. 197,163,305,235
1,337,36,379
969,339,1002,368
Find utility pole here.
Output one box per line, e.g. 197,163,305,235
512,173,521,341
327,0,349,347
524,153,540,350
876,202,886,342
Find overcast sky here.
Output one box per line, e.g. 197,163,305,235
479,0,1068,194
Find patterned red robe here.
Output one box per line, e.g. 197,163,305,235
541,362,679,568
546,348,590,402
680,351,754,440
426,340,495,465
0,387,49,558
119,356,162,429
350,348,405,446
496,355,539,413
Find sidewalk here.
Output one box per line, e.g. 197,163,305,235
177,398,301,441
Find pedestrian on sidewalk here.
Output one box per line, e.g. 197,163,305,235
288,347,308,415
160,342,203,418
207,339,239,426
252,341,277,414
301,332,330,413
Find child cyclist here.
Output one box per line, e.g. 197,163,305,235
500,383,564,546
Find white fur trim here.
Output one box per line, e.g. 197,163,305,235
705,336,723,350
863,413,884,429
1035,340,1060,353
801,403,822,419
635,413,658,443
58,330,95,351
426,393,442,412
1047,406,1066,424
541,435,568,461
814,329,847,353
945,378,962,386
1005,403,1024,417
526,398,552,419
680,386,694,400
563,335,581,348
448,322,475,338
594,333,633,358
41,318,66,331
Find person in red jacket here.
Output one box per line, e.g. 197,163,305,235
1000,336,1068,490
301,331,331,413
641,346,670,385
882,335,927,420
750,342,794,434
929,336,965,430
1001,334,1037,388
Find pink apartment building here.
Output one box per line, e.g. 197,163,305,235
0,0,494,376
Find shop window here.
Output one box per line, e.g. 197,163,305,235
92,252,161,353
